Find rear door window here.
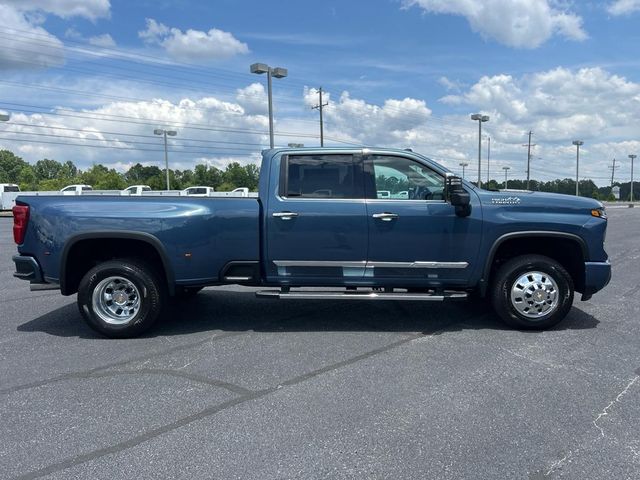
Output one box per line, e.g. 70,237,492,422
283,154,361,199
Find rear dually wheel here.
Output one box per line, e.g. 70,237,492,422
77,259,165,338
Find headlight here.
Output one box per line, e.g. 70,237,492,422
591,207,607,219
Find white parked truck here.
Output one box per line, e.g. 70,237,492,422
0,183,20,210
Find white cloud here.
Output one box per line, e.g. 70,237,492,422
402,0,586,48
607,0,640,15
235,83,267,116
3,0,111,21
441,67,640,142
65,28,116,47
138,18,249,61
0,5,64,69
303,87,433,145
0,90,270,170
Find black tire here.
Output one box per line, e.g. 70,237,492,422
77,259,165,338
491,254,574,330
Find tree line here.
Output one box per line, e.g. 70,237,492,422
1,148,637,199
482,178,638,201
0,150,260,191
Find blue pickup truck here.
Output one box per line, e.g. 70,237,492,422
12,147,611,338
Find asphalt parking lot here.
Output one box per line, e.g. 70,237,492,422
1,208,639,480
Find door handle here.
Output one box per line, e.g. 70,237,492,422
272,211,299,220
372,212,399,221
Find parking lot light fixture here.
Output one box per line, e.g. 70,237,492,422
0,112,10,122
572,140,584,196
154,129,178,190
629,154,637,202
459,162,469,179
502,166,511,189
471,114,489,188
251,62,288,149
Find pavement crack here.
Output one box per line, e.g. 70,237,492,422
11,321,458,480
78,369,252,395
0,331,245,396
545,450,573,477
592,375,639,438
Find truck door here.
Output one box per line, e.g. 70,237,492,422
364,154,481,287
265,153,368,283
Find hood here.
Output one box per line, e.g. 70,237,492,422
477,189,603,213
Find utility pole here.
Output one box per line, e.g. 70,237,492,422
522,131,536,190
608,158,619,188
486,136,491,184
312,87,329,147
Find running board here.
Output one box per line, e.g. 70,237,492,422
255,289,468,301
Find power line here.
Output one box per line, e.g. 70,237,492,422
0,102,361,145
0,134,256,156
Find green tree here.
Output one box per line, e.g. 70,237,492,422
34,159,63,181
18,165,37,191
125,163,163,185
0,150,28,183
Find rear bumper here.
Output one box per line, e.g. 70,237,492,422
13,255,44,282
581,260,611,300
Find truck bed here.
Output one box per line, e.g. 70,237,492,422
16,195,261,286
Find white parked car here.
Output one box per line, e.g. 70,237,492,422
122,185,151,195
60,184,93,195
182,186,214,196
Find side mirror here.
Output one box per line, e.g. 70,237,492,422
445,174,471,217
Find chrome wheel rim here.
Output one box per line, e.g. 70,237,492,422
92,276,141,325
510,271,559,319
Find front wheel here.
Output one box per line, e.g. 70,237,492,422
491,254,574,330
77,259,165,338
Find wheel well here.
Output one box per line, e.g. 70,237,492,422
62,238,170,295
488,236,585,293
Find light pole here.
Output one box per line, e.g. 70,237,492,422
250,63,288,149
459,162,469,179
486,136,491,184
502,166,510,190
629,154,637,202
154,129,177,190
572,140,583,196
471,114,489,188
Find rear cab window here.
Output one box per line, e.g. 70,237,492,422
281,154,363,199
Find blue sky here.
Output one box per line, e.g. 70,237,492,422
1,0,640,186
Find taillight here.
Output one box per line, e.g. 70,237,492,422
12,205,29,245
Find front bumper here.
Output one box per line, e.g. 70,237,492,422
581,260,612,300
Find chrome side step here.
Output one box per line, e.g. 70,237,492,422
255,289,467,301
30,282,60,291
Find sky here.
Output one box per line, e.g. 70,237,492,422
1,0,640,186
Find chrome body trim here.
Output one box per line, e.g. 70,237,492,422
273,260,367,268
272,260,469,269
